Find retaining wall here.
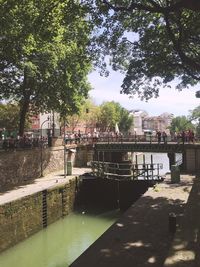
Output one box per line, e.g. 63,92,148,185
0,145,93,192
0,178,78,253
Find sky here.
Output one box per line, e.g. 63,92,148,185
88,70,200,117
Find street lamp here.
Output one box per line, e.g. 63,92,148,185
40,116,49,177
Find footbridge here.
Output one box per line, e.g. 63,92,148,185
92,141,200,173
95,142,184,153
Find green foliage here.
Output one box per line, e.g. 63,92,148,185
98,101,133,132
0,103,20,130
0,102,30,131
188,105,200,136
98,101,120,131
64,99,99,132
189,105,200,121
118,108,133,133
63,99,133,133
0,0,92,135
86,0,200,100
169,116,194,133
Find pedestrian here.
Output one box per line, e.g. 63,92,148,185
162,131,167,144
181,131,185,144
188,129,195,143
156,131,161,144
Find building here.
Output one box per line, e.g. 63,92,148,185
29,112,60,137
129,110,148,135
129,110,173,135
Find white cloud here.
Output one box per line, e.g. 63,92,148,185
88,71,200,117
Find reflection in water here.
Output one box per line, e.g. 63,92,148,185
0,210,120,267
141,153,170,175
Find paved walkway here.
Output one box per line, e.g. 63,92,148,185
164,176,200,267
71,174,196,267
0,167,90,205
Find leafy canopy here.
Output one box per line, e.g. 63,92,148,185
169,116,194,133
0,0,92,135
84,0,200,100
98,101,133,132
0,102,30,131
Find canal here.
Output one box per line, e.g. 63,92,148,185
0,209,120,267
0,153,172,266
141,152,170,175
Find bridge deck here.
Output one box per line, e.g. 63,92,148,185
95,142,200,153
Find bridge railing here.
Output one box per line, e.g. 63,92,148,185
1,133,199,151
89,134,199,144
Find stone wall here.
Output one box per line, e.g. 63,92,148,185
185,147,200,173
0,178,78,253
74,145,94,167
0,145,94,192
0,147,65,191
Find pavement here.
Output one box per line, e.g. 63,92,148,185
164,176,200,267
0,167,90,205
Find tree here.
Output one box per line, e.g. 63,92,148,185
118,108,133,133
98,101,121,131
189,105,200,136
0,0,91,136
63,99,99,133
98,101,133,132
189,105,200,121
169,116,194,133
0,103,20,131
85,0,200,100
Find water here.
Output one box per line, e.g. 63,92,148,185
0,210,120,267
137,152,170,175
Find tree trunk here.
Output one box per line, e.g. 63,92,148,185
18,96,30,137
18,66,31,137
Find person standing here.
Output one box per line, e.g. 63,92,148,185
181,130,185,144
162,131,167,144
156,131,161,144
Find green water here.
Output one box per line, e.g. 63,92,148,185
0,210,120,267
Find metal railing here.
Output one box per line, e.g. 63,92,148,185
0,137,48,151
89,161,163,181
0,133,199,151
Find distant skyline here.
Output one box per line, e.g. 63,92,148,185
88,70,200,117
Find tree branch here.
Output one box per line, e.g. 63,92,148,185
102,0,165,13
164,13,200,72
101,0,200,13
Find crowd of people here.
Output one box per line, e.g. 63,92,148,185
0,128,198,151
64,130,124,144
0,135,48,150
156,129,195,144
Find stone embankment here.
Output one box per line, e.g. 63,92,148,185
0,168,90,253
